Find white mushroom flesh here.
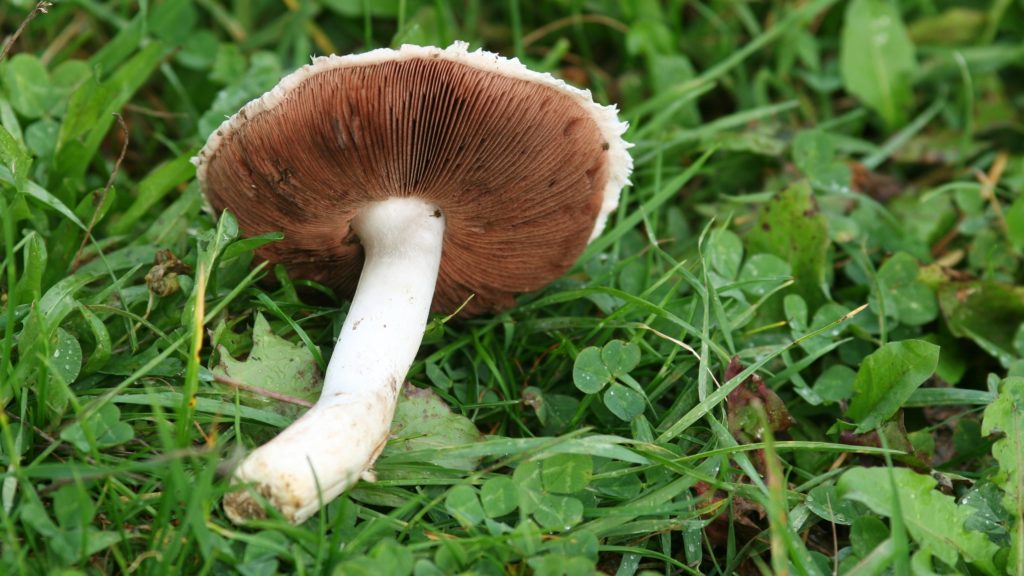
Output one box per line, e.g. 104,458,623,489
223,197,444,524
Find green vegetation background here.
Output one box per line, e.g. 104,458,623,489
1,0,1023,574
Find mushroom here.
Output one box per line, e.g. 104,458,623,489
194,42,632,524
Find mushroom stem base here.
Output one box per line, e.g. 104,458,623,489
224,197,445,524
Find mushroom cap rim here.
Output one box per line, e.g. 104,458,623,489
191,41,633,243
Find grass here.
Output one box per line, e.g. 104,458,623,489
2,0,1024,574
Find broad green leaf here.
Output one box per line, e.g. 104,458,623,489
738,253,791,298
211,44,247,84
573,347,611,394
910,550,944,575
16,109,69,162
970,222,1018,276
805,484,861,525
350,550,407,574
59,403,133,453
541,454,592,495
873,252,938,327
982,376,1023,572
847,340,939,432
241,532,282,576
748,181,830,309
48,60,91,116
840,0,916,129
838,467,1000,575
647,53,700,126
387,385,483,471
514,461,544,514
938,281,1024,365
78,303,111,368
891,193,957,247
148,0,197,44
0,125,32,192
792,130,851,194
603,383,645,422
425,362,453,390
850,515,889,558
544,529,599,562
801,302,852,355
956,186,986,215
53,484,92,531
961,483,1013,546
510,519,542,556
19,497,59,538
600,340,640,377
49,328,82,385
792,130,834,175
51,529,121,565
445,485,484,527
523,387,579,435
3,54,51,118
813,364,856,403
13,232,46,304
533,494,583,531
366,540,414,576
625,19,673,56
480,477,518,518
707,228,743,280
784,293,809,331
44,485,122,563
214,312,320,417
176,30,220,70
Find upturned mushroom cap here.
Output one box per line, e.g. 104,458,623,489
194,42,632,315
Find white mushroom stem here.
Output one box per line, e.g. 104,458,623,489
223,197,445,524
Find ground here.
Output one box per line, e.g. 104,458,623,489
1,1,1023,574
